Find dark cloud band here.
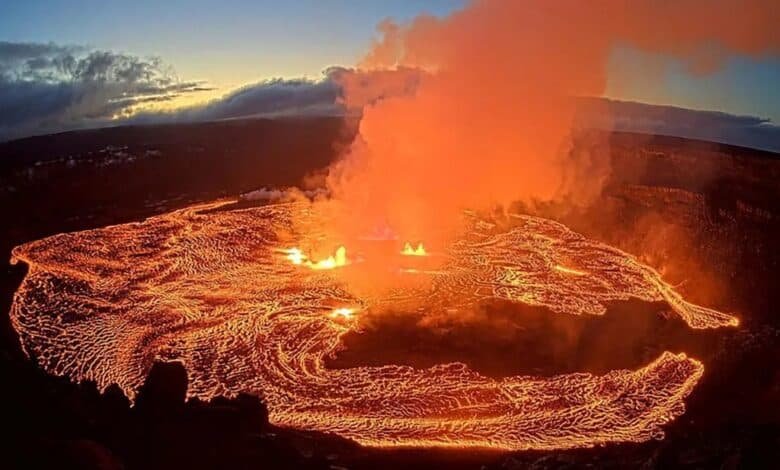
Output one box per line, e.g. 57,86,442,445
0,41,206,140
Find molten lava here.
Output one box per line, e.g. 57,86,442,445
330,307,358,320
9,200,738,450
282,245,349,270
553,265,588,276
401,242,427,256
282,247,306,265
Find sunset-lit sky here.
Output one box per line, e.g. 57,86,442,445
1,1,461,90
1,0,778,122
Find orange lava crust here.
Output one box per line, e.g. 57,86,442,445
9,200,737,450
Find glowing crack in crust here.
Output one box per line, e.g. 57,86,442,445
9,201,737,450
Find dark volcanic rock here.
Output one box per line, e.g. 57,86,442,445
134,362,189,416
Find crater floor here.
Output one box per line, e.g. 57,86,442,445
10,200,737,450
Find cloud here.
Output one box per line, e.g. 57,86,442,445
577,97,780,152
0,41,206,141
130,75,341,124
0,41,85,78
0,46,357,140
129,66,421,125
0,41,776,154
0,44,419,139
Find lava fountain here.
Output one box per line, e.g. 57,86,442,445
9,200,737,450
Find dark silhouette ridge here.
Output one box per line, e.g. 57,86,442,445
134,362,189,416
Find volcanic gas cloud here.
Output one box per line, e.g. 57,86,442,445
8,0,779,451
327,0,779,245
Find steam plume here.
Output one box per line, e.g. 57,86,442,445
327,0,779,242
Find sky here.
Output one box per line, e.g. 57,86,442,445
0,0,463,90
0,0,778,147
606,46,780,124
2,0,778,120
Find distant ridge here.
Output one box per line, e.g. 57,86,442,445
576,97,780,153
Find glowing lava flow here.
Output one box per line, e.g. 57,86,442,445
402,242,427,256
330,307,358,320
553,265,587,276
281,245,348,270
9,201,737,450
